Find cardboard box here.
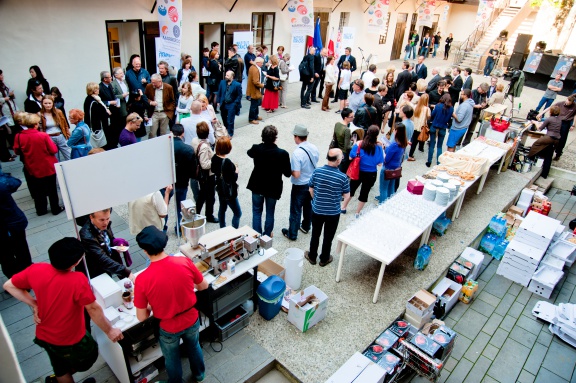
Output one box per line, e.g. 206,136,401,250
287,285,328,332
325,352,371,383
91,274,122,309
460,247,485,281
404,308,433,330
432,277,463,313
353,362,386,383
508,206,524,216
447,262,471,284
258,259,285,280
406,289,437,316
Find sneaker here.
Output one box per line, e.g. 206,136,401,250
335,110,341,113
299,226,309,234
281,228,296,241
319,256,334,267
304,251,316,265
206,216,220,223
425,162,431,168
355,213,360,219
301,105,311,109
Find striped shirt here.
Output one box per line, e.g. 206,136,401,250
309,165,350,215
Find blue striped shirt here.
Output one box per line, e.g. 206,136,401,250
309,165,350,215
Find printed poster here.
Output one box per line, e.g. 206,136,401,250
366,0,390,35
157,0,182,70
234,31,253,94
417,1,434,28
341,27,356,58
552,55,574,80
442,5,450,21
523,52,543,74
289,34,307,83
287,0,314,36
476,0,494,27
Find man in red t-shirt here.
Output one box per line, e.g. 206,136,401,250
134,226,209,383
3,238,123,383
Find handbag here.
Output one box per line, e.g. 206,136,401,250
206,78,216,87
89,102,107,149
194,142,207,181
208,106,229,139
279,72,288,81
346,143,362,181
418,124,430,142
384,167,402,180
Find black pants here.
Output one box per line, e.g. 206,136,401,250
316,73,326,99
28,174,60,215
300,79,314,106
197,175,216,218
0,227,32,279
408,130,425,157
540,144,555,179
309,212,340,264
555,120,573,158
444,46,451,59
349,171,377,202
0,126,12,161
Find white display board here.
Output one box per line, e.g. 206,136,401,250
0,315,25,383
289,34,307,83
233,31,253,94
55,135,175,220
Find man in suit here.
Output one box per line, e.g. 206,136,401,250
420,33,431,57
99,71,121,149
247,57,265,124
409,63,418,84
111,67,129,131
426,67,441,93
312,48,328,101
300,47,315,109
332,47,357,103
487,76,498,99
217,70,243,137
449,67,463,105
395,61,412,101
414,56,428,80
462,68,474,90
145,74,176,137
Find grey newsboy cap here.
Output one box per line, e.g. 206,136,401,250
293,124,309,137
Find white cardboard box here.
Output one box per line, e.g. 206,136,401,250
353,362,386,383
432,278,463,313
404,308,433,330
460,247,485,281
406,289,437,317
287,285,328,332
91,274,123,309
325,352,371,383
516,211,560,249
505,239,546,265
496,262,532,287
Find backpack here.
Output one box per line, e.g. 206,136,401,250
299,59,310,78
216,158,234,201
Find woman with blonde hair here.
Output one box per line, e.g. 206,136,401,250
13,113,63,216
488,83,505,105
408,93,431,161
197,94,227,139
83,81,112,149
176,82,194,121
39,95,71,161
262,55,281,113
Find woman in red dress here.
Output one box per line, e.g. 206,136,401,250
262,55,280,113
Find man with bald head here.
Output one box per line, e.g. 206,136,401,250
180,101,214,145
217,70,243,137
304,147,350,267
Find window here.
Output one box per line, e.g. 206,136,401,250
410,13,418,34
378,13,391,44
252,13,275,51
339,12,350,30
108,27,121,70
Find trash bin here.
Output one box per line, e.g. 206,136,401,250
284,248,304,289
256,275,286,321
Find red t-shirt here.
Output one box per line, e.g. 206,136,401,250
134,256,204,333
11,263,96,346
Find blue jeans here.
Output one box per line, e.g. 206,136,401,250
427,126,447,165
379,170,397,203
221,103,237,136
433,44,439,57
252,193,277,236
404,50,411,60
483,59,495,76
218,196,242,228
249,98,261,122
411,45,418,59
420,47,429,57
158,319,205,383
288,184,312,239
535,97,554,112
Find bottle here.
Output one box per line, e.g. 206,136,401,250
519,102,522,110
227,259,236,276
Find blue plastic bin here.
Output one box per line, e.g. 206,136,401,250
256,275,286,321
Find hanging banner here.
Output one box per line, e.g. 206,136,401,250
475,0,494,27
157,0,182,69
289,34,307,83
442,5,450,21
417,1,434,28
366,0,390,34
552,55,574,80
523,52,543,74
334,29,343,61
156,37,178,71
234,31,253,94
287,0,314,36
341,27,356,57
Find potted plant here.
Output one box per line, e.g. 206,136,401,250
499,30,508,38
536,41,547,50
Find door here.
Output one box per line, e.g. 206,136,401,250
225,24,251,53
312,10,331,47
143,21,159,72
391,13,408,60
105,20,145,72
199,23,225,82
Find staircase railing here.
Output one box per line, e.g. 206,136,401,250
452,0,511,66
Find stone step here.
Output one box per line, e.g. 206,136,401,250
535,176,554,194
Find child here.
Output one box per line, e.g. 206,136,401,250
404,43,412,61
335,61,352,114
127,91,148,141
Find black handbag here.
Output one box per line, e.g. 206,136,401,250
216,158,234,201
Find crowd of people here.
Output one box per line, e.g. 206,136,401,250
2,39,576,383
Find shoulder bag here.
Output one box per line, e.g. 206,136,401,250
384,167,402,180
418,124,430,142
329,133,338,150
216,158,235,201
89,101,107,149
208,106,229,140
346,143,362,180
194,142,207,181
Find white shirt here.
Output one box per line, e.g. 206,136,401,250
181,114,214,145
361,71,376,89
340,69,352,90
325,64,337,84
154,86,164,111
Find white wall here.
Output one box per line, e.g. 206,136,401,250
108,22,141,69
445,3,478,42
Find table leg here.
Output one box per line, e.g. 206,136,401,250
455,191,465,219
497,154,505,174
336,242,347,283
419,224,432,247
373,262,387,304
477,171,489,195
